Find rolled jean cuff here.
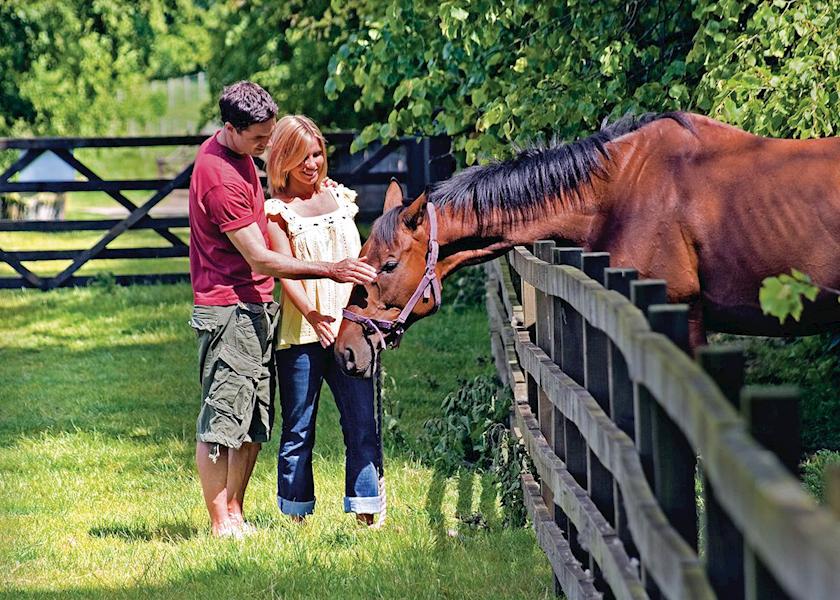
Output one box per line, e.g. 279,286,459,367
344,494,384,514
277,496,315,517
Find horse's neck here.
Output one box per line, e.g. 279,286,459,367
436,201,597,277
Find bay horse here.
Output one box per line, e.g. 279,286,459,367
336,112,840,377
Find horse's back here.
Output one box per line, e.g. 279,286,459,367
615,114,840,334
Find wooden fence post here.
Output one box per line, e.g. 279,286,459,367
604,267,639,562
582,253,611,413
581,253,615,535
630,280,667,486
647,304,698,553
580,253,616,595
534,241,556,521
534,240,557,359
551,246,589,567
630,280,667,598
549,248,577,563
522,265,539,418
604,268,638,439
696,345,746,600
405,137,430,200
826,465,840,519
741,386,800,600
553,247,584,384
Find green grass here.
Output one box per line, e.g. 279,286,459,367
0,283,551,599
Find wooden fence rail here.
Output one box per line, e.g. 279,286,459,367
485,242,840,600
0,133,453,290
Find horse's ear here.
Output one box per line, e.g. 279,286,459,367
383,179,404,214
402,193,428,230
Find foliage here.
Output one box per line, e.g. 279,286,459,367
416,374,530,526
418,374,510,473
442,266,487,311
0,0,211,137
735,333,840,454
759,269,822,323
201,0,385,130
329,0,697,160
87,271,118,294
378,364,409,450
689,0,840,138
488,424,531,527
324,0,840,163
801,450,840,503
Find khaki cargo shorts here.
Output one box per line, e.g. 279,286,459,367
189,301,280,453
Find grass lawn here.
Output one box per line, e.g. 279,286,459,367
0,283,552,599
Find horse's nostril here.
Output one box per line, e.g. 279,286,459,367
344,347,355,370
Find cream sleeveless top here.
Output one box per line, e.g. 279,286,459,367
264,184,362,348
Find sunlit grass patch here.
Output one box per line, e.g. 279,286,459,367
0,283,551,598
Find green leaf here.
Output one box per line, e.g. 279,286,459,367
759,270,821,324
451,7,469,21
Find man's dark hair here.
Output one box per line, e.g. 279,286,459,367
219,81,278,131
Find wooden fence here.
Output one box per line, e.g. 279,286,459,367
0,133,453,290
485,241,840,600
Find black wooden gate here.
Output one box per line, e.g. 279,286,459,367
0,133,453,290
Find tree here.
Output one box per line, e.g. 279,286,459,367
327,0,698,161
324,0,840,162
201,0,387,130
0,0,212,138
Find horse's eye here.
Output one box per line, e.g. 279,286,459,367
380,260,399,273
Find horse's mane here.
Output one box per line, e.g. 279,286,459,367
373,112,694,243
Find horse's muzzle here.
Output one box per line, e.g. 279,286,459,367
334,320,375,378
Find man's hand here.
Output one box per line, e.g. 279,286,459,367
328,257,377,284
305,310,336,348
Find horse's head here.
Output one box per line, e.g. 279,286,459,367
335,180,441,377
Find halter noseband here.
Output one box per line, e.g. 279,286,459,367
342,202,442,351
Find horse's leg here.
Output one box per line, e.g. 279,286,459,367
688,301,708,351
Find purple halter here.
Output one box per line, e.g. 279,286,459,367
342,202,442,350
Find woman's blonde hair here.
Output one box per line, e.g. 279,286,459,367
266,115,328,195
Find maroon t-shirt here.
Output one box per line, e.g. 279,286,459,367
188,133,275,305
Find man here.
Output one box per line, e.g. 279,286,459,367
188,81,376,537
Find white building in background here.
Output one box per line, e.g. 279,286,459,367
18,150,76,183
15,150,76,220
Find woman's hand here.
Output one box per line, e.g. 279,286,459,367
305,310,336,348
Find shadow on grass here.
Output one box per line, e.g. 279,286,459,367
89,520,200,543
424,467,447,545
425,466,502,541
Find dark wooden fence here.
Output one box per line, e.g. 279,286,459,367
485,242,840,600
0,133,453,290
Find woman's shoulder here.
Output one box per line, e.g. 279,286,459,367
327,181,358,205
264,195,297,223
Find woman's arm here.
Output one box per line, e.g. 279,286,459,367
266,220,336,347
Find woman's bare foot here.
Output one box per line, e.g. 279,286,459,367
228,514,258,536
212,519,244,539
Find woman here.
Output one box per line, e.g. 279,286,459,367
264,115,384,526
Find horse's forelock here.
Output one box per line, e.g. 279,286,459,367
370,206,405,249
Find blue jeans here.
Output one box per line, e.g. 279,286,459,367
275,342,384,516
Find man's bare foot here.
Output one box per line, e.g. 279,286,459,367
289,514,307,524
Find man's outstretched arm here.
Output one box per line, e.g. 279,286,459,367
227,222,376,284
